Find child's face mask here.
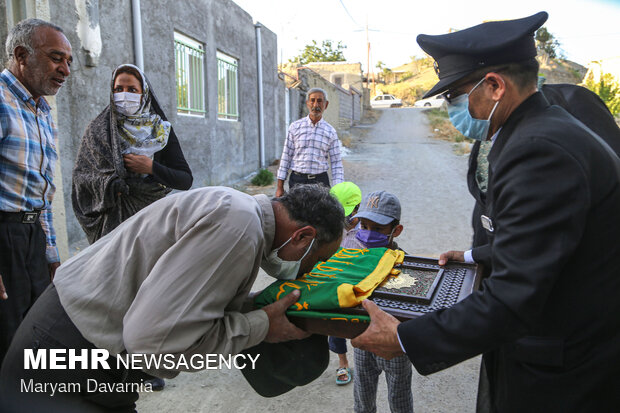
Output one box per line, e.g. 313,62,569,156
355,227,395,248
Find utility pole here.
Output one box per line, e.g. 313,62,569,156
366,16,376,95
366,16,370,90
371,49,376,96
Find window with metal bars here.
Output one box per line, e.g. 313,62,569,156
174,32,205,115
216,51,239,120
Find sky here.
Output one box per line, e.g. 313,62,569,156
232,0,620,71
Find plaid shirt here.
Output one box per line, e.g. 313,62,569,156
0,69,59,263
277,116,344,183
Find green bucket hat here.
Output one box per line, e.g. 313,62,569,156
330,182,362,216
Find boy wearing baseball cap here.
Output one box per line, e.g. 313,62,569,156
343,190,412,413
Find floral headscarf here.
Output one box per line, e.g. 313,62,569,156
111,64,170,157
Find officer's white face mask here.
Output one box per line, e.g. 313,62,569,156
261,237,315,280
114,92,142,116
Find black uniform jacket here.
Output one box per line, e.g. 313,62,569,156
398,92,620,412
470,84,620,267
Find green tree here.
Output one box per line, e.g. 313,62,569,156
585,72,620,116
376,60,392,82
535,27,561,60
289,40,347,65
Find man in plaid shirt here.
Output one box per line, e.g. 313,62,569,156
275,88,344,197
0,19,72,368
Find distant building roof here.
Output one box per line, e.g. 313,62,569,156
305,62,362,74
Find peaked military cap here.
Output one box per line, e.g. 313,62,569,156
417,11,548,98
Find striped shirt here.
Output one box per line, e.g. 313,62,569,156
277,115,344,183
0,69,59,263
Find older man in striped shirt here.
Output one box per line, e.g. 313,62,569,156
0,19,72,368
275,88,344,197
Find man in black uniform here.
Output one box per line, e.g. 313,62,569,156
351,12,620,412
439,81,620,412
442,82,620,270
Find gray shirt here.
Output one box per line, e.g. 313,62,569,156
54,187,273,377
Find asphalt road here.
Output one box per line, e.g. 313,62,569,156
137,107,479,412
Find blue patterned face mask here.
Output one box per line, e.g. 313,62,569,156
446,78,499,141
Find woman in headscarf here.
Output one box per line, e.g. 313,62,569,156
72,64,193,244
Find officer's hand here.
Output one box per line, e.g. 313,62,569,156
438,250,465,266
351,300,404,360
0,274,7,300
262,289,311,343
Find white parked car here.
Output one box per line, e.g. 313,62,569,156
371,94,403,108
414,95,446,108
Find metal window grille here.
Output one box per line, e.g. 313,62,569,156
217,52,239,120
175,38,205,115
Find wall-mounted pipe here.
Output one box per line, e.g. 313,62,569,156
255,23,265,169
131,0,144,70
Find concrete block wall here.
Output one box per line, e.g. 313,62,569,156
336,86,352,129
304,62,364,91
0,0,283,253
352,92,361,121
350,87,362,122
258,24,283,168
284,86,303,129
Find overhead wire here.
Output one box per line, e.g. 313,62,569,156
338,0,362,28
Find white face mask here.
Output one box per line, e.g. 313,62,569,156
261,237,315,280
114,92,142,115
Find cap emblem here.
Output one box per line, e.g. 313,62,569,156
367,196,380,209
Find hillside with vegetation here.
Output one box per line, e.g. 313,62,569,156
374,26,618,154
377,54,594,155
376,26,590,105
375,57,436,104
375,56,587,106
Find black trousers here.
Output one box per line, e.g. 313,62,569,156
0,284,150,413
288,171,330,190
0,219,49,369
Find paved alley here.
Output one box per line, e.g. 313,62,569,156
137,108,480,413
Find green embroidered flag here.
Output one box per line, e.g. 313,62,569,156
254,247,404,322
